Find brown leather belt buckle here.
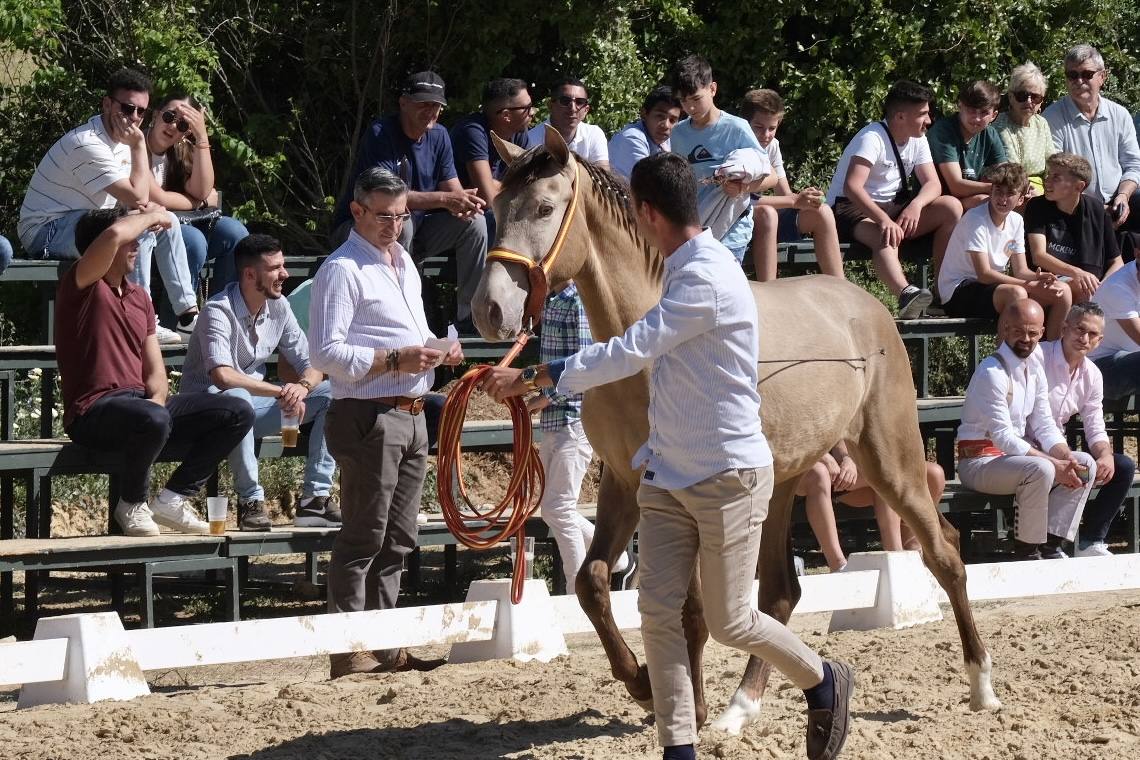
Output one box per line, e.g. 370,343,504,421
409,397,424,416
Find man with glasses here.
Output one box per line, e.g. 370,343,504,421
528,77,609,167
313,167,464,678
333,71,487,329
926,80,1008,214
18,68,199,343
1043,44,1140,230
451,78,534,241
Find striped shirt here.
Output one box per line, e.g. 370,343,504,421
539,283,592,431
18,115,131,246
180,282,312,394
309,229,436,399
553,228,773,490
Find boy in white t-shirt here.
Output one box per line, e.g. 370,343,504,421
529,77,609,167
826,80,962,318
938,162,1070,337
741,89,845,281
1090,259,1140,399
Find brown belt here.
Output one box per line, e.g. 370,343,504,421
373,395,425,415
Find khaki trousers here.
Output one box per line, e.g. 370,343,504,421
638,466,824,746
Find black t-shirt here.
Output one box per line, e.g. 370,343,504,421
1023,193,1120,278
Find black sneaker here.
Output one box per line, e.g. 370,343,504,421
1012,539,1043,560
295,496,342,527
238,498,272,532
806,660,855,760
897,286,933,320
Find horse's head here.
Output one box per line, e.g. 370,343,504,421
472,124,591,340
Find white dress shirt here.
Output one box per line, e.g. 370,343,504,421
553,228,772,490
1034,339,1109,448
309,229,435,399
957,342,1067,456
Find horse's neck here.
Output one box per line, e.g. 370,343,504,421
573,190,663,342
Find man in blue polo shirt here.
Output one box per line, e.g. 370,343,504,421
608,86,682,180
333,71,487,327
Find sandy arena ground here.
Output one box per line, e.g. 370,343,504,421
2,590,1138,759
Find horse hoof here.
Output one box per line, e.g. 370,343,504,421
970,693,1002,712
709,688,762,735
967,652,1001,712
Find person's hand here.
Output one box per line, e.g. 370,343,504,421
793,187,825,211
1072,270,1100,301
1110,195,1131,228
821,453,841,480
833,455,858,492
397,346,444,373
134,203,171,232
277,382,308,414
1095,453,1114,486
896,204,921,237
443,188,485,219
481,366,528,402
110,111,146,148
177,103,209,144
879,218,905,249
1052,456,1082,489
721,178,749,198
147,395,167,408
441,340,464,367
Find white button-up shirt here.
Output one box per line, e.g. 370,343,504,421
309,230,435,400
554,229,772,490
957,342,1067,456
1033,339,1109,448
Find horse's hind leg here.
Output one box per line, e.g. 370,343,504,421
712,480,800,734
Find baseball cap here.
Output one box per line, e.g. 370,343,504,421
402,71,447,106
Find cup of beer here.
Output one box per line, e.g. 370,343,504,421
206,496,228,536
281,411,300,447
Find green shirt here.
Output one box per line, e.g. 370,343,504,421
927,114,1008,192
993,112,1053,177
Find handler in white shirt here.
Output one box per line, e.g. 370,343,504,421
483,152,853,760
956,299,1094,559
310,167,463,679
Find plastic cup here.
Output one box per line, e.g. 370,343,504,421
509,536,535,580
206,496,228,536
281,411,300,447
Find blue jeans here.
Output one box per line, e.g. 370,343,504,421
1093,350,1140,400
21,210,89,260
131,211,198,315
0,235,12,274
183,216,248,293
218,381,335,501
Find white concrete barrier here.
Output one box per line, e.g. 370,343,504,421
449,579,568,663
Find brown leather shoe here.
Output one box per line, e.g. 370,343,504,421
330,650,383,679
373,647,446,672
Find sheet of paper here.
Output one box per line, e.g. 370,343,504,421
425,324,459,365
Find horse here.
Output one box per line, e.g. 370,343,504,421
470,125,1001,733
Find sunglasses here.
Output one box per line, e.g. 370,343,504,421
161,109,191,133
555,95,589,109
1065,69,1101,82
497,103,534,115
112,98,151,119
1012,91,1044,104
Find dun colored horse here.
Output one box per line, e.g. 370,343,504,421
471,126,1001,733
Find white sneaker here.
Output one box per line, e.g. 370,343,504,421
175,313,198,340
114,500,160,537
1075,542,1112,557
152,491,210,535
155,316,181,344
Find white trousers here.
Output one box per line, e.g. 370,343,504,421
538,420,596,594
957,452,1094,543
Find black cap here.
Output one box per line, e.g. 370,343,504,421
401,71,447,106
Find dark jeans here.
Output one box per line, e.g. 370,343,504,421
1081,452,1137,544
66,389,254,503
1093,351,1140,401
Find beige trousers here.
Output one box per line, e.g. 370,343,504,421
637,466,824,746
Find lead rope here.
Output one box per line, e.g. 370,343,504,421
436,327,544,604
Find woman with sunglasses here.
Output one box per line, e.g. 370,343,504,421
145,93,248,292
993,62,1053,201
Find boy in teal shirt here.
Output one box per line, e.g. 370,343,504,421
927,80,1008,211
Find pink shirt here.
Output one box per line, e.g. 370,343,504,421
1035,339,1109,448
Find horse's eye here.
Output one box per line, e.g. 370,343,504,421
537,204,554,217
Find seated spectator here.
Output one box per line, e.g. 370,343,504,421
1043,44,1140,231
57,207,254,536
669,54,771,263
145,93,249,293
332,71,486,328
179,234,340,531
798,442,942,572
957,299,1093,559
450,77,534,243
1024,152,1123,303
825,80,962,317
938,162,1070,337
926,80,1008,211
0,235,12,275
1037,303,1135,556
993,62,1053,199
1089,255,1140,400
608,85,681,180
741,88,844,281
18,68,198,344
528,77,609,167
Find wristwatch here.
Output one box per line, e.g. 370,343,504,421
297,379,314,392
520,365,541,391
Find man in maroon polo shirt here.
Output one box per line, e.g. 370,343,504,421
58,207,254,536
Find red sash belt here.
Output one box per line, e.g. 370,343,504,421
957,439,1004,459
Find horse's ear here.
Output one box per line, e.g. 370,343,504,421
492,131,526,166
543,123,570,166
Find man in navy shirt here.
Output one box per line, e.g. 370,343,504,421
451,78,534,243
334,71,487,326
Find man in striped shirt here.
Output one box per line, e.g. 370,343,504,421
311,167,463,679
